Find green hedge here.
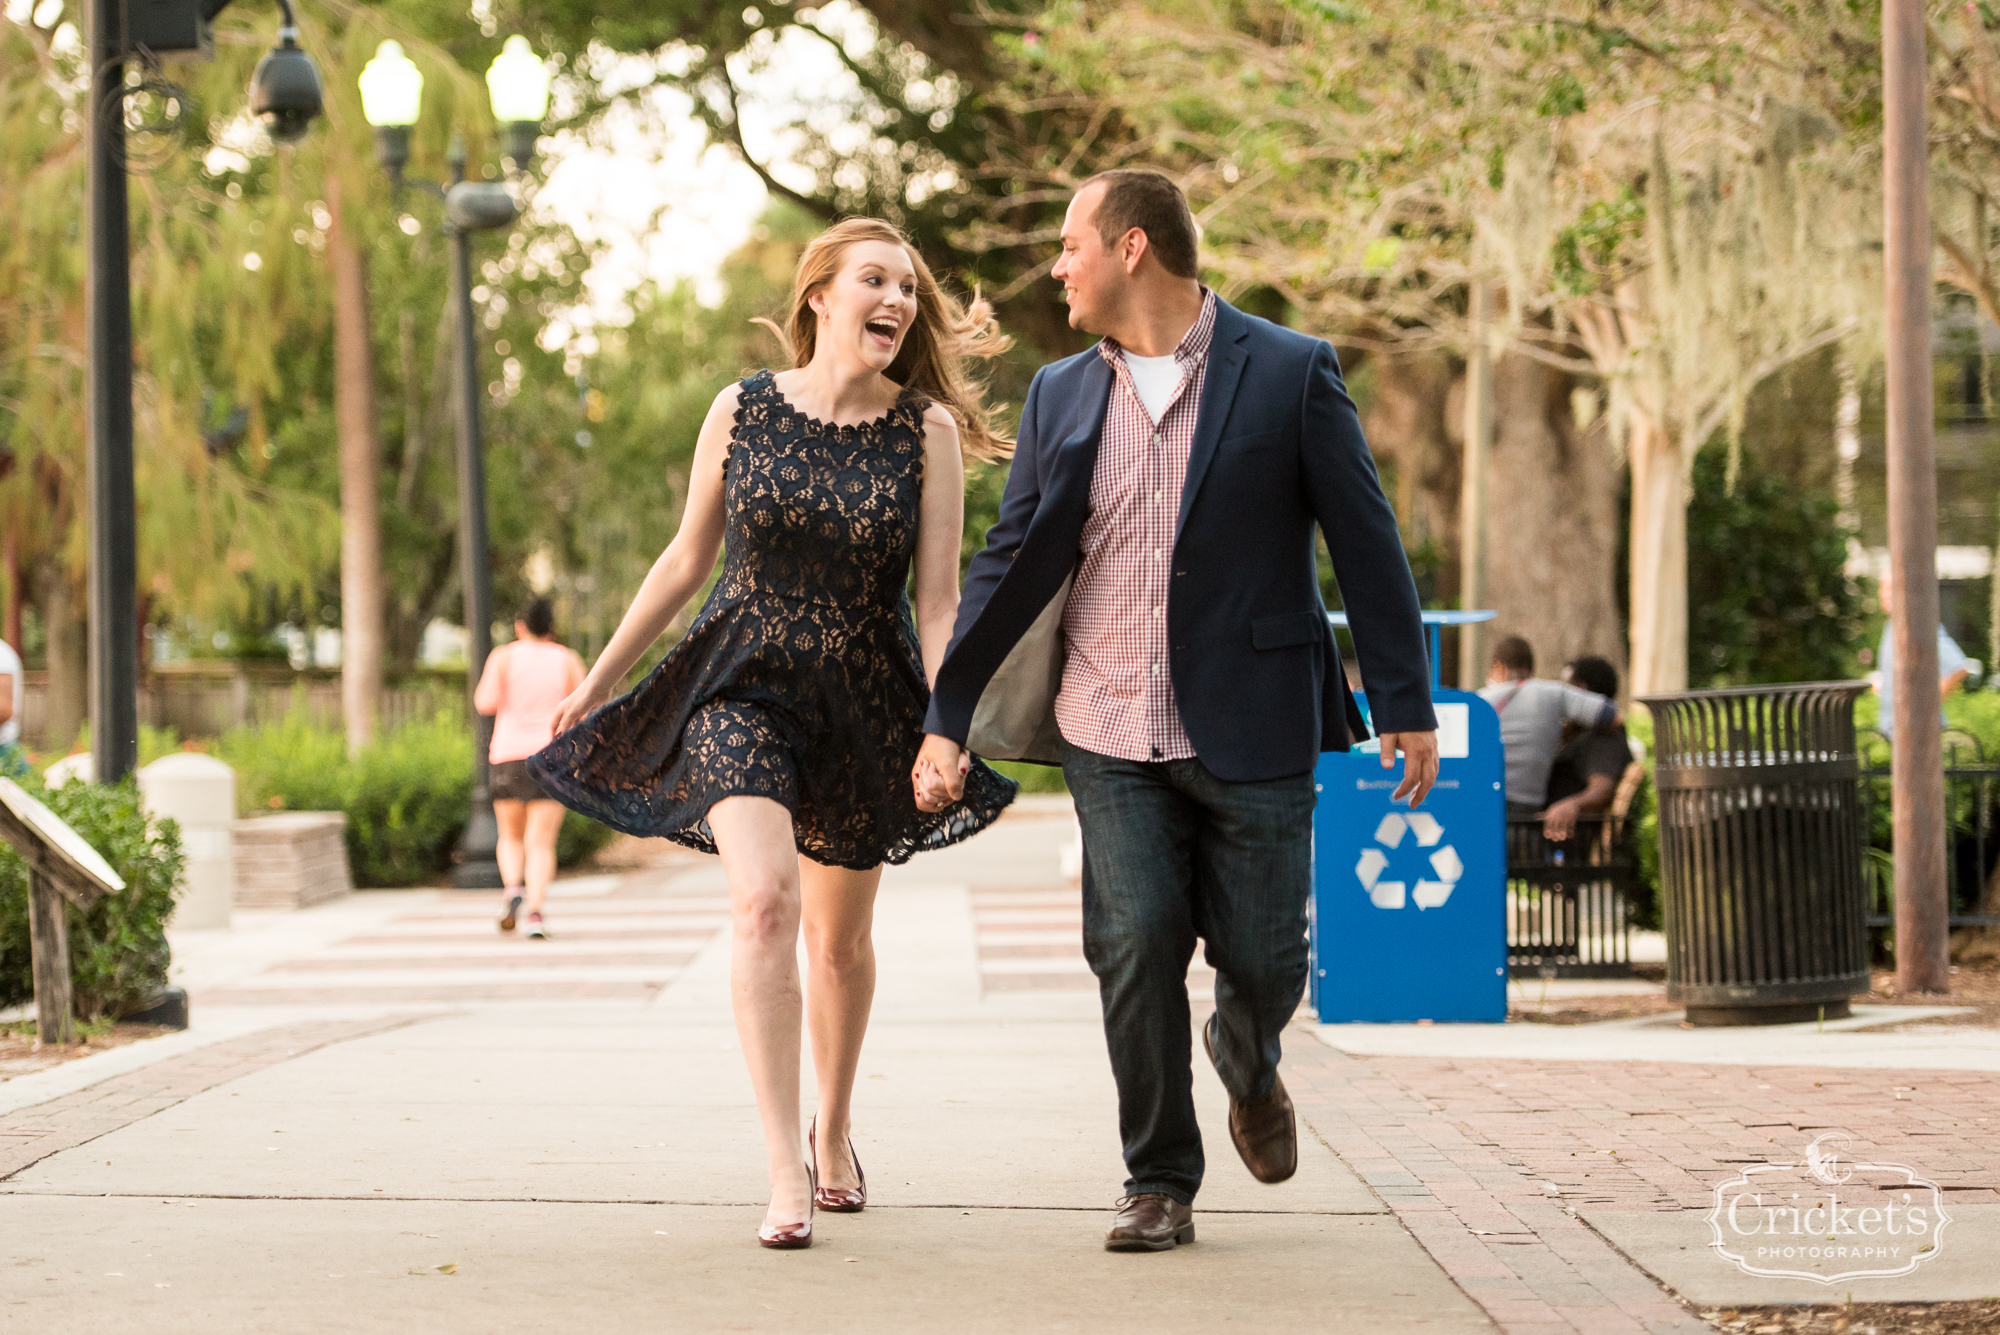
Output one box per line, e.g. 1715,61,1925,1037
0,778,182,1021
218,711,615,888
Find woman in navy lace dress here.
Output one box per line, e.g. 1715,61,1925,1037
532,219,1016,1247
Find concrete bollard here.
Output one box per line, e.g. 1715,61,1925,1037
137,753,236,930
42,753,94,787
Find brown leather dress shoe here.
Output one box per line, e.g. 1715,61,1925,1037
1104,1193,1195,1252
1205,1016,1297,1184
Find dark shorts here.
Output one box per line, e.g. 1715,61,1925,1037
490,758,551,803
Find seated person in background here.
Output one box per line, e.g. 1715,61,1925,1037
1478,634,1619,824
1542,655,1633,841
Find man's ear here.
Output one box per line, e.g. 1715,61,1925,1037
1122,228,1150,275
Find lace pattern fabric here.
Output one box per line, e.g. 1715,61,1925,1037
530,370,1016,870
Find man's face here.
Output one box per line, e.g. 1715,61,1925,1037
1052,183,1125,334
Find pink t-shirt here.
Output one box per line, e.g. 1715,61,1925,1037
489,639,575,764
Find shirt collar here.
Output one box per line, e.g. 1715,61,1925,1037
1098,287,1217,370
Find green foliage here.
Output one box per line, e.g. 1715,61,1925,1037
1535,70,1589,118
989,760,1068,795
0,779,183,1021
1552,189,1645,295
218,712,612,887
1686,445,1865,687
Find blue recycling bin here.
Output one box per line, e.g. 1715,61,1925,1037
1309,681,1508,1023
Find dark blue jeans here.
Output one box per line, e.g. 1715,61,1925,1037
1060,738,1316,1206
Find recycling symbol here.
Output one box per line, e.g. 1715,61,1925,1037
1354,812,1463,911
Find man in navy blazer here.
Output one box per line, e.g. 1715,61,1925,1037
913,172,1437,1252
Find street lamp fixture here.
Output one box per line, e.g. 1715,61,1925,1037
85,0,321,788
359,36,548,888
485,34,551,170
357,39,422,184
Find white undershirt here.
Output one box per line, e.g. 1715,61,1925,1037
1123,351,1181,423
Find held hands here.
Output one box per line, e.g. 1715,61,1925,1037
1378,730,1440,808
913,733,970,812
551,678,615,736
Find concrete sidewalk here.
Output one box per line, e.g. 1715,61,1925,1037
0,806,1489,1334
10,799,1995,1332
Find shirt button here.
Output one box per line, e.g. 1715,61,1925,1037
1154,548,1163,558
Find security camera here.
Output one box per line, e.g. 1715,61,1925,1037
248,28,323,144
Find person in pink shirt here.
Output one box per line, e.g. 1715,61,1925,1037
474,598,585,938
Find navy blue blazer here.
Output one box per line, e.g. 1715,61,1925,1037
924,298,1435,782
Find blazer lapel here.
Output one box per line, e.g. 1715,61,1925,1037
1174,305,1249,542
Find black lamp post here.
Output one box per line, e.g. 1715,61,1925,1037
359,37,549,888
87,0,321,785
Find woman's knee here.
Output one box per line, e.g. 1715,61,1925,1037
806,927,873,975
733,878,799,946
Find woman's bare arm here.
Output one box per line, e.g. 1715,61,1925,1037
472,644,509,716
911,405,965,689
551,386,739,734
910,407,972,811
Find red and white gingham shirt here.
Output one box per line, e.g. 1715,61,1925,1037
1055,290,1219,763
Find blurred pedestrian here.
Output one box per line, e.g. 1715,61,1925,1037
1874,576,1971,738
0,631,24,780
474,597,585,940
532,218,1018,1248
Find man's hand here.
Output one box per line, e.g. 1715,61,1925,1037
1540,795,1586,842
913,733,969,812
1378,730,1439,808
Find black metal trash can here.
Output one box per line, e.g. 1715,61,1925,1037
1638,682,1870,1026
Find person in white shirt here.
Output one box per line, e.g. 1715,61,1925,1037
1874,576,1972,738
1477,635,1618,817
0,634,25,779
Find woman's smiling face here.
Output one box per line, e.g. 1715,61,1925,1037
810,239,918,372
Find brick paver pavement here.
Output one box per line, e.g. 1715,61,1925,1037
1283,1039,2000,1335
0,1013,441,1181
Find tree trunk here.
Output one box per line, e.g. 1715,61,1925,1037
36,557,86,751
327,175,385,756
1625,406,1687,697
1481,354,1626,688
1364,350,1461,567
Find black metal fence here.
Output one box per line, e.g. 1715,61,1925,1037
1506,814,1635,977
1858,728,2000,936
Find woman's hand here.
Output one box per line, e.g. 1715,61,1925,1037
552,678,615,736
913,734,970,812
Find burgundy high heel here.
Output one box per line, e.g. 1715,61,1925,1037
810,1114,868,1213
757,1162,815,1249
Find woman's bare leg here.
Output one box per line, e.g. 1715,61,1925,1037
493,800,527,890
801,857,881,1192
706,795,811,1230
523,800,565,913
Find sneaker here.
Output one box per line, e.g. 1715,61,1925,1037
499,894,523,933
525,912,548,940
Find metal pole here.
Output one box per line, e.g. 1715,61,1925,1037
87,0,138,786
447,149,502,889
1457,280,1493,690
1884,0,1950,995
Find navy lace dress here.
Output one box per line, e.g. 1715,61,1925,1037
530,370,1017,870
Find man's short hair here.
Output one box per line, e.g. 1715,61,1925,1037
1081,170,1199,278
1492,635,1535,676
1563,655,1619,700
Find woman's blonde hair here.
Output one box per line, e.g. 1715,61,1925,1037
754,218,1013,462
